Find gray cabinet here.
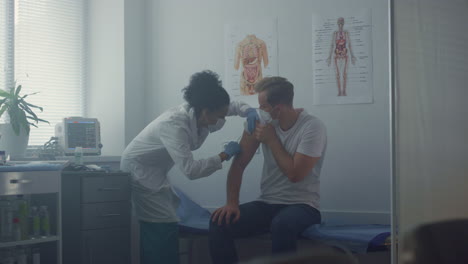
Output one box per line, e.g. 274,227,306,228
62,172,130,264
81,228,129,264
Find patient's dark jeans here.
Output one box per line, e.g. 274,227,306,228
209,201,321,264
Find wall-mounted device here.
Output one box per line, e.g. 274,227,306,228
55,117,102,156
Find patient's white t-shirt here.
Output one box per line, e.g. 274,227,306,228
257,110,327,209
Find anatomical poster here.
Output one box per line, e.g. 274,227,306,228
312,9,373,105
225,20,278,101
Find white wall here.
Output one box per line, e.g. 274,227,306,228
87,0,147,154
124,0,147,145
145,0,391,223
87,0,126,155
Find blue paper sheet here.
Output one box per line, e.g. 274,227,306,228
301,224,390,253
174,187,390,253
0,162,65,172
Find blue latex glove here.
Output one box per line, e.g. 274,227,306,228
245,108,259,134
223,141,241,161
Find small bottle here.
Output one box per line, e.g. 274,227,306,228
74,146,83,165
39,206,50,237
17,196,29,240
32,247,40,264
1,197,14,241
13,217,21,241
30,207,40,239
0,197,10,241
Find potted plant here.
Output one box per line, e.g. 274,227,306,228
0,83,49,158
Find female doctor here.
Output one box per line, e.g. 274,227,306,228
120,70,258,264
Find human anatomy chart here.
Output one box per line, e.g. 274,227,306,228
225,20,278,99
312,10,373,105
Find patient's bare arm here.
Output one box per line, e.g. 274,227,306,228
211,130,260,225
226,131,260,206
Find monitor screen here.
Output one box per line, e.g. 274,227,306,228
66,121,97,149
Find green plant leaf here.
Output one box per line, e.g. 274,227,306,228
18,110,30,135
21,92,39,100
0,89,11,98
9,108,20,135
26,116,49,124
0,83,48,135
21,103,48,124
0,104,8,118
15,85,22,97
19,101,39,119
0,98,7,109
22,101,43,111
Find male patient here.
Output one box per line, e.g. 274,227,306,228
209,77,327,264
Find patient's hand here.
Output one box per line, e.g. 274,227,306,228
211,204,240,226
254,123,277,145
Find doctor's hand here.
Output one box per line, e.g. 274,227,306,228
223,141,241,161
245,108,259,134
254,122,277,145
211,204,240,226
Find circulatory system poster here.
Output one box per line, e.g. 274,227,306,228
312,9,373,105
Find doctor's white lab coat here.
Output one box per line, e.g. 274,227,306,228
120,102,250,223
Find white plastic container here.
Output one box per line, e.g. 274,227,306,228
74,146,83,165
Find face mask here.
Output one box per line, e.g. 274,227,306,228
208,118,226,133
270,119,279,126
256,109,272,124
256,109,279,126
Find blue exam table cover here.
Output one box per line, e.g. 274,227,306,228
301,224,390,253
174,187,390,253
0,162,64,172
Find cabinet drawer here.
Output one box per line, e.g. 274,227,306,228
82,201,130,230
81,175,129,203
82,228,130,264
0,171,59,195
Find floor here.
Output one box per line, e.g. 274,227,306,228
179,234,391,264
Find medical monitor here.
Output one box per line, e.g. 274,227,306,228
55,117,101,156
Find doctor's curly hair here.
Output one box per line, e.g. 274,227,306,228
183,70,230,116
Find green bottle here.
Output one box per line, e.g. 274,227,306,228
40,205,50,237
17,196,29,240
31,206,40,238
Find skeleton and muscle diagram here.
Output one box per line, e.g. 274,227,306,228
327,17,356,96
225,20,278,102
234,35,269,95
312,11,373,105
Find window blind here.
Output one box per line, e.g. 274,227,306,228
14,0,86,145
1,0,14,100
